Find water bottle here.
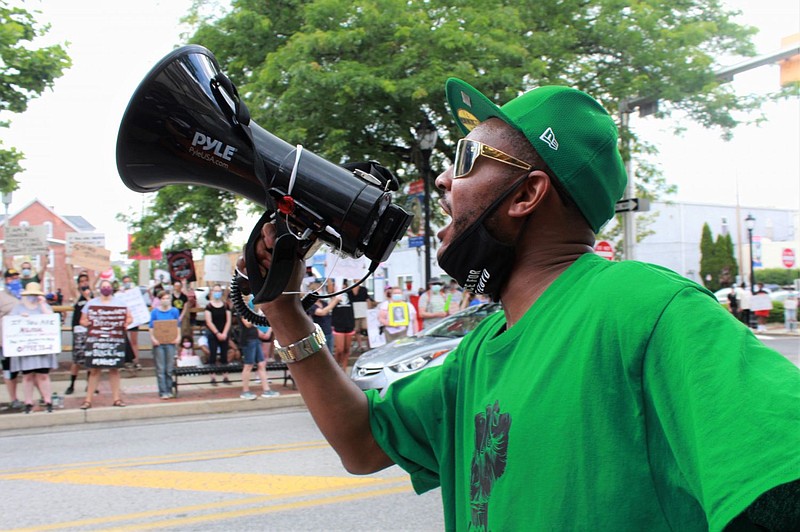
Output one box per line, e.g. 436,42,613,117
51,392,62,409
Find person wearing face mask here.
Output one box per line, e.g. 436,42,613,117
4,268,22,299
378,288,418,344
245,79,799,530
1,269,23,410
8,283,58,413
149,291,181,399
204,284,232,385
416,277,450,329
79,279,132,408
64,266,94,395
3,255,48,290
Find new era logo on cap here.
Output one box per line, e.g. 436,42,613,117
539,127,559,150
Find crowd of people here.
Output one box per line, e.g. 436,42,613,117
1,249,514,413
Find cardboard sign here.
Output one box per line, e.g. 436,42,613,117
5,225,48,255
85,306,128,368
153,319,179,344
167,249,196,283
204,254,232,282
2,314,62,356
70,243,111,272
66,232,105,255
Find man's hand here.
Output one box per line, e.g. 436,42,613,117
237,222,306,323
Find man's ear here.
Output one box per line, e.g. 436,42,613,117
507,170,550,218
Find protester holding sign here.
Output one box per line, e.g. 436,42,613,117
8,283,58,413
378,287,418,343
64,265,93,395
19,257,47,289
0,270,22,410
79,279,132,409
149,291,180,399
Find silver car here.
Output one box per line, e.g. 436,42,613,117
350,303,503,393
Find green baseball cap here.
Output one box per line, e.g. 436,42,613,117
445,78,627,233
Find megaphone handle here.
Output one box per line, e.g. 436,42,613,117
245,212,300,304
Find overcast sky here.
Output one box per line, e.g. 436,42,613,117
3,0,799,260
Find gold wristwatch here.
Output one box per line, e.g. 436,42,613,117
274,324,326,363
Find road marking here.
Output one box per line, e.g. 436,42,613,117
0,441,328,475
5,481,412,531
2,442,414,531
4,467,385,495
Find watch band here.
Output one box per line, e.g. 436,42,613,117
274,323,326,363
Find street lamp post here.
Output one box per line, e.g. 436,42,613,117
2,192,11,264
417,124,438,287
745,213,756,294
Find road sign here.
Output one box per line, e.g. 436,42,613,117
408,235,425,248
782,248,796,268
614,197,650,213
595,240,615,260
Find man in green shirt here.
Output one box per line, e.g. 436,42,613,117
250,79,799,530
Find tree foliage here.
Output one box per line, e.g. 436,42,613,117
699,223,738,291
0,1,71,192
132,0,764,252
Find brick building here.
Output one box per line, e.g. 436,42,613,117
0,199,96,298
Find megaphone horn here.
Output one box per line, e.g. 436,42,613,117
117,45,412,302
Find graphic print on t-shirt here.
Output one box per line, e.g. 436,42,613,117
470,401,511,531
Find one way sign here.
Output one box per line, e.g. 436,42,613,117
615,197,650,213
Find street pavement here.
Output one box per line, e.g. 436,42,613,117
0,351,308,431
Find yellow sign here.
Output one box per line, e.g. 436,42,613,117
387,302,409,327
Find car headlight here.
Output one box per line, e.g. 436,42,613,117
388,349,450,373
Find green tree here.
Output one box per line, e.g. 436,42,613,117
699,224,739,292
0,1,71,191
130,0,764,250
699,223,715,288
716,232,738,289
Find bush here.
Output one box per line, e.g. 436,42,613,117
757,269,800,287
769,301,784,323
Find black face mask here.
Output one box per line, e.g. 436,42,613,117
438,175,529,300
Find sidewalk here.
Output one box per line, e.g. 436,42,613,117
0,353,306,431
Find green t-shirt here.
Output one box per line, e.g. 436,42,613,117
368,253,800,531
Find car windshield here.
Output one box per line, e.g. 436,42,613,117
421,303,503,338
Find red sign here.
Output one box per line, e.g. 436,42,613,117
594,240,615,260
407,179,424,195
782,248,795,268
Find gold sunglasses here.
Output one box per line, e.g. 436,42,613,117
453,138,532,179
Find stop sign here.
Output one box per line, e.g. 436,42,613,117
782,248,796,268
595,240,615,260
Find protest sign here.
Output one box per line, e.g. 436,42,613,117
167,249,196,283
153,319,179,344
66,232,105,255
325,253,369,280
70,243,111,272
115,288,151,329
750,293,773,312
72,325,88,365
204,254,232,282
85,306,128,368
2,314,62,356
5,225,48,255
366,308,385,348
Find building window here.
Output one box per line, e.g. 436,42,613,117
19,220,29,227
43,221,53,237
